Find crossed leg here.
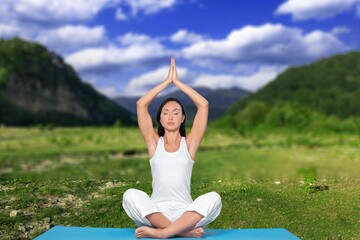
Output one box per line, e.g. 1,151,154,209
122,189,221,238
136,211,204,238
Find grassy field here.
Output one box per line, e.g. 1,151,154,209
0,126,359,239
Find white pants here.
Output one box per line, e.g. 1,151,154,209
122,188,222,228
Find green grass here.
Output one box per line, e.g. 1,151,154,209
0,126,360,239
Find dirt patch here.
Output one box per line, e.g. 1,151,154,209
99,181,126,191
42,194,85,209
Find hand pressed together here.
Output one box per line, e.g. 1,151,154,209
165,57,181,84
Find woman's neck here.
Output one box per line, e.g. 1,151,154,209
163,132,181,144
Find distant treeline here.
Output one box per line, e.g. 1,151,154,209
215,51,360,134
214,101,360,134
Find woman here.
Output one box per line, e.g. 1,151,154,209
122,58,222,239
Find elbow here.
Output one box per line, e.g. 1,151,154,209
136,99,146,108
199,99,209,109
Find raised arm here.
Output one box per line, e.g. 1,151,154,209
137,58,174,157
172,59,208,159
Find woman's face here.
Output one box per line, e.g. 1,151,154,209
160,101,185,132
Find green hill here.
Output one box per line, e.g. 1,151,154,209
0,38,135,126
221,51,360,132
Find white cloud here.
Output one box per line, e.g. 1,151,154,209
7,0,118,23
36,25,107,51
183,23,347,65
123,0,176,15
276,0,359,20
0,0,179,26
65,39,171,72
127,66,170,91
0,0,117,41
0,23,23,38
331,26,350,35
170,29,205,44
115,7,127,21
193,66,282,92
117,32,156,45
97,86,121,98
0,0,177,41
302,30,346,58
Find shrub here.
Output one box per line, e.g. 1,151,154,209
338,117,360,133
0,67,7,87
234,101,269,130
113,120,122,128
265,102,314,131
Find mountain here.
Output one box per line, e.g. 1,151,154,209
114,87,251,122
224,51,360,130
0,38,135,126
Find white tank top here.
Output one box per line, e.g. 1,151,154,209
150,137,194,206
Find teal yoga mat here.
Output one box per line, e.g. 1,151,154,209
34,226,301,239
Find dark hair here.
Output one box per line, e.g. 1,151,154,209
156,98,186,137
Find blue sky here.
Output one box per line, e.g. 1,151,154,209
1,0,359,97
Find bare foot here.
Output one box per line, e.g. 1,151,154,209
177,228,205,238
135,226,164,238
